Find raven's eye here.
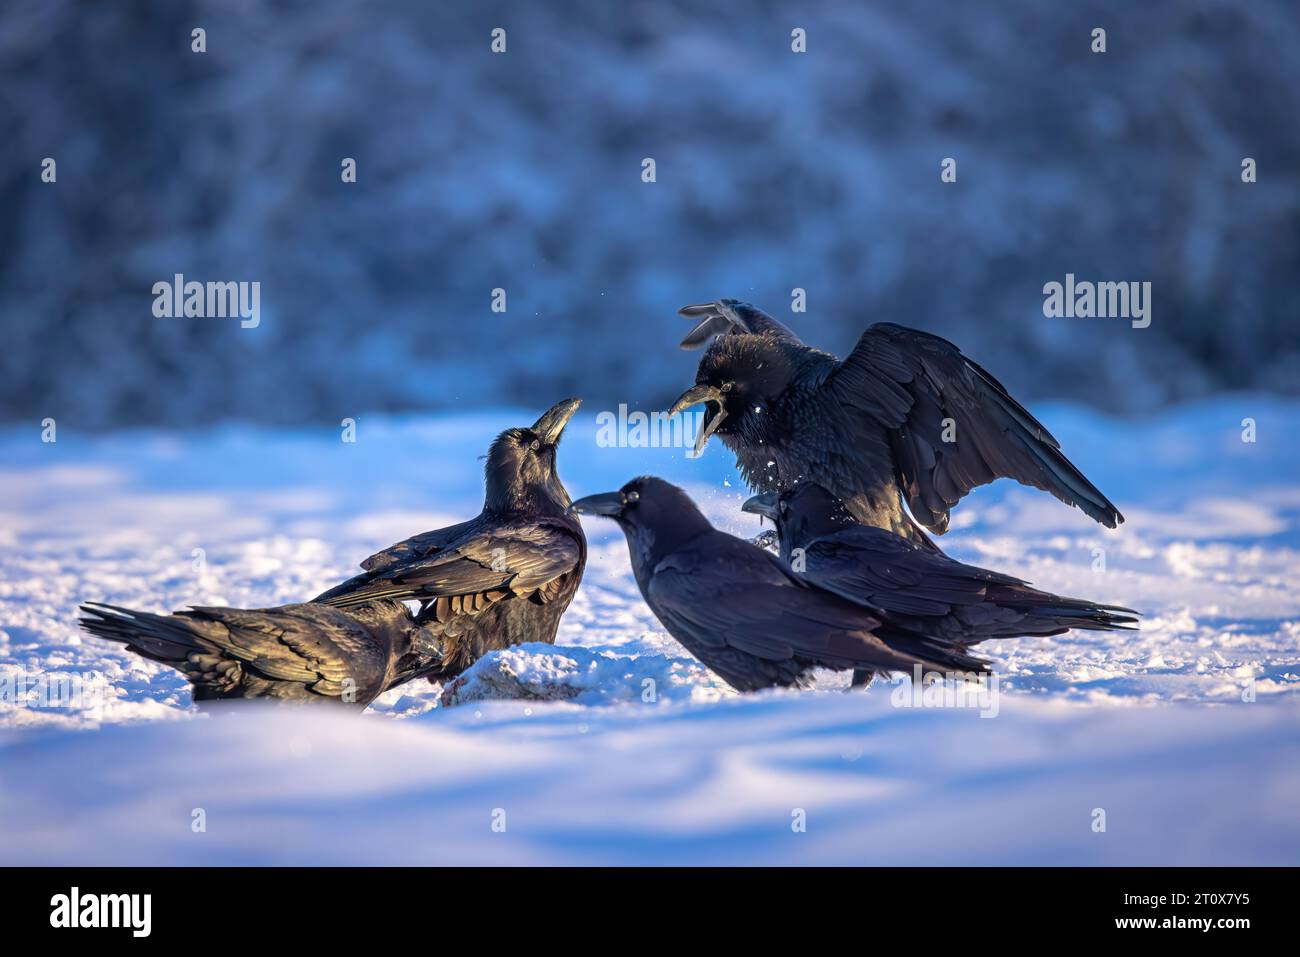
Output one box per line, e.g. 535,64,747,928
530,439,541,452
721,381,734,393
625,490,640,503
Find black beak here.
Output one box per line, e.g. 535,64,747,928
741,492,780,521
667,383,723,418
532,397,582,445
567,491,626,518
667,384,727,457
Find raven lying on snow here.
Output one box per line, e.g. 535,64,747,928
79,599,440,706
571,477,996,692
669,299,1123,550
80,398,587,704
743,482,1137,687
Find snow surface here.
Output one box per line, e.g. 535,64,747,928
1,398,1298,864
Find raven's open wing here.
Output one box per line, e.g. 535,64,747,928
826,323,1123,532
314,519,582,612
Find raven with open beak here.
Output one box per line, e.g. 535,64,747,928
669,298,1124,548
313,396,587,679
81,399,589,703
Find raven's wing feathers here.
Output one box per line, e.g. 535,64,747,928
826,323,1123,532
357,518,478,572
647,535,988,675
801,525,1138,642
181,604,388,686
649,545,875,661
801,524,1024,617
315,519,582,610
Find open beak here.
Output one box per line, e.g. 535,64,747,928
667,384,727,457
567,491,625,518
533,397,582,445
741,492,780,521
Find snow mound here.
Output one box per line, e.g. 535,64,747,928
440,643,722,707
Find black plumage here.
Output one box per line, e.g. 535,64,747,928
669,299,1123,549
570,477,994,692
742,482,1137,685
78,599,439,707
313,397,587,678
80,398,587,703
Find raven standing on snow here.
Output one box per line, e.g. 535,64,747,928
570,477,992,692
743,482,1137,687
81,398,587,704
668,300,1123,549
313,397,587,677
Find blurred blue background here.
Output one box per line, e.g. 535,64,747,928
1,0,1297,429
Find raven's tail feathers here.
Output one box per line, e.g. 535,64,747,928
986,584,1140,632
78,602,207,663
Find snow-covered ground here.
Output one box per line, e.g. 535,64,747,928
1,398,1298,864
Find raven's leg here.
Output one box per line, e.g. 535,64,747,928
850,668,875,690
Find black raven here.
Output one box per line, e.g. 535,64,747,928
80,399,587,703
78,599,440,707
668,300,1123,549
313,397,587,678
570,477,992,692
742,482,1137,686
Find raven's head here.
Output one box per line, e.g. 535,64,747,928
742,482,856,545
568,476,713,568
667,333,796,456
483,397,581,516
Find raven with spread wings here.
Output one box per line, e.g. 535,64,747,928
668,300,1122,549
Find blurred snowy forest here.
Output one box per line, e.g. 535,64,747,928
1,0,1297,428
